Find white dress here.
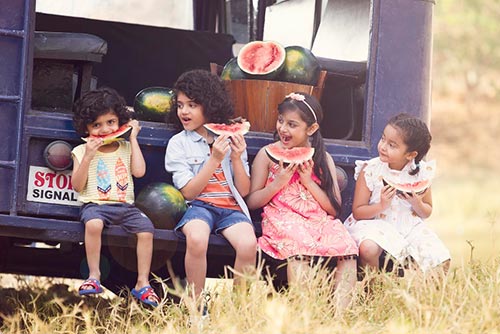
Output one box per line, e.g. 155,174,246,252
344,158,450,272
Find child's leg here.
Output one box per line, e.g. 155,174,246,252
182,219,211,299
135,231,154,289
333,258,357,313
80,218,104,291
286,256,311,286
359,239,383,269
221,222,257,289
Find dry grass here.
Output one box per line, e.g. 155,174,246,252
0,260,499,333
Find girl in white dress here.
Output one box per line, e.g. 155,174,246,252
345,113,450,273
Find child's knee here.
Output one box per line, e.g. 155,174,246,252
235,237,257,258
185,232,210,255
85,219,104,234
136,232,153,241
359,239,381,259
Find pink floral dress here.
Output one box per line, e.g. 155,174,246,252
258,164,358,260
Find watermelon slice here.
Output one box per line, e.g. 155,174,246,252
82,124,132,145
265,143,315,166
382,177,430,196
204,121,251,136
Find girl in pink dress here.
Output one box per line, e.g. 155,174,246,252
246,92,358,312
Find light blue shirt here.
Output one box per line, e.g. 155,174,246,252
164,130,251,219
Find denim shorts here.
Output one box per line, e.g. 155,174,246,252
175,200,252,238
80,202,154,234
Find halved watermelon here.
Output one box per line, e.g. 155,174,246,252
382,177,430,195
82,124,132,145
237,41,286,80
265,143,315,165
204,121,251,136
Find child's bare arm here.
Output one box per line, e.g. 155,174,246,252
299,153,340,216
229,134,250,196
399,188,433,218
128,120,146,178
352,170,396,220
71,139,101,192
246,147,294,209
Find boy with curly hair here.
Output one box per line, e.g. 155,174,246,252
72,87,159,307
165,70,257,312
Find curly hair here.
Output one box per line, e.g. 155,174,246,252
387,113,432,175
72,87,131,136
276,92,342,217
168,69,234,130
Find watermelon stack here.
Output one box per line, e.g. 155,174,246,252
220,41,321,86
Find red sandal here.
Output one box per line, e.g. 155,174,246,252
78,278,103,296
131,285,159,307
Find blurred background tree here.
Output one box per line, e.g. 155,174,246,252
433,0,500,108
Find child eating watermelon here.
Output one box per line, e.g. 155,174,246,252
245,92,358,314
344,113,451,275
71,87,159,307
164,70,257,319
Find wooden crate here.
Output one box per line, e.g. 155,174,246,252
211,64,327,133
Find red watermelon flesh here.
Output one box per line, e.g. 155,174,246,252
82,124,132,144
237,41,286,79
382,177,430,195
265,143,315,165
204,121,251,136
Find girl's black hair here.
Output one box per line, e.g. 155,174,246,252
168,69,234,131
387,113,432,175
276,92,342,217
72,87,131,136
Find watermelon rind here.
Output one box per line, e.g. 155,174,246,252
133,87,174,122
82,125,132,145
277,46,321,85
221,57,247,80
204,121,251,136
237,41,286,80
265,143,315,165
382,177,430,195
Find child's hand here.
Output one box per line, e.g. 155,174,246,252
128,119,141,139
211,134,231,162
380,184,396,210
398,189,426,207
297,159,314,186
273,160,297,189
229,134,246,159
84,137,103,160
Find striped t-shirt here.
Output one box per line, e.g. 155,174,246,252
196,164,241,211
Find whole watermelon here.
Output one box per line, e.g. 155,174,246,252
135,183,186,230
133,87,174,123
278,46,321,85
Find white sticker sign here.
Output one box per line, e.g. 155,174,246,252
27,166,81,206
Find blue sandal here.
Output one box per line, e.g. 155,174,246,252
78,278,103,296
131,286,160,307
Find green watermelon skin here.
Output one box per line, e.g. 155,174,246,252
278,46,321,85
221,57,247,80
133,87,174,123
135,183,186,230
